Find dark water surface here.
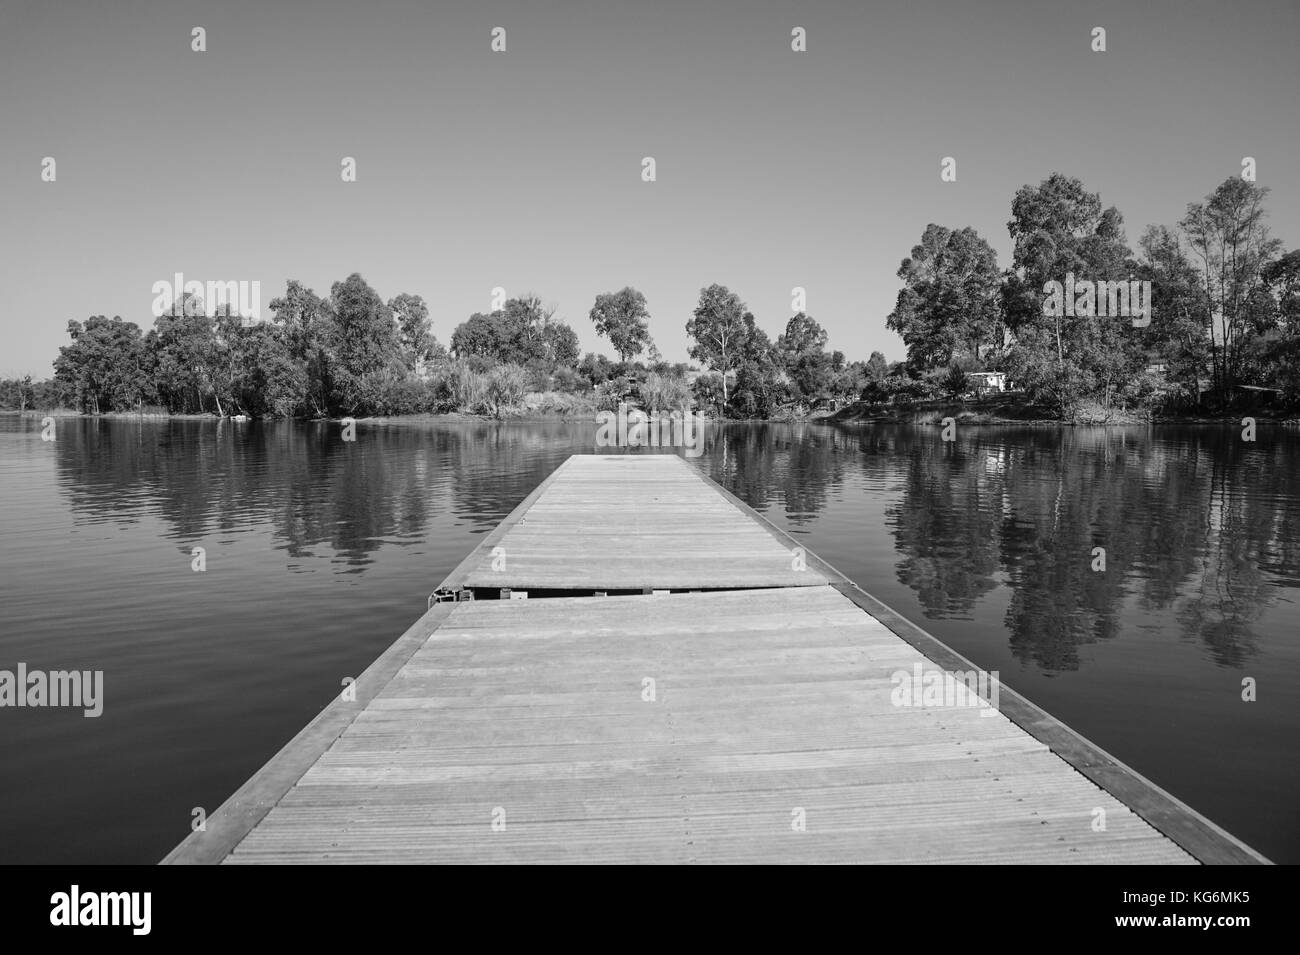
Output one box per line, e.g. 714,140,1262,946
1,417,1296,863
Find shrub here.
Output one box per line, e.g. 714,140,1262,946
691,373,725,416
552,366,585,393
578,352,615,386
531,391,597,416
729,361,789,418
593,377,635,412
940,362,970,399
485,363,528,417
443,359,489,413
358,369,429,415
523,359,552,392
637,372,692,412
1117,370,1175,413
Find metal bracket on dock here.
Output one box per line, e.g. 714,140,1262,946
429,587,476,609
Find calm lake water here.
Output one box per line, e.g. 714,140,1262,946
1,416,1297,864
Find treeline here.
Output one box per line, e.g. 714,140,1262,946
9,274,882,419
885,173,1300,418
0,376,63,412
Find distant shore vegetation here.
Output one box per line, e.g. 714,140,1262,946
4,172,1296,423
879,173,1299,421
2,274,876,422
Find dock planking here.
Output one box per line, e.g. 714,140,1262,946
164,453,1268,865
456,454,828,592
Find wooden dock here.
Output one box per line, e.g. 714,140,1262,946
164,454,1269,864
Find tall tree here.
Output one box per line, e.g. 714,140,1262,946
1003,174,1138,413
776,312,828,358
543,322,580,366
728,313,789,416
589,287,652,363
451,311,512,361
269,280,328,415
1261,250,1300,330
55,316,150,414
887,224,1003,372
1257,249,1300,397
325,273,401,414
1135,225,1212,402
145,295,223,414
18,375,34,413
1180,178,1282,395
686,284,749,405
451,295,577,367
865,351,889,381
388,293,433,372
777,313,832,401
1005,174,1131,355
503,295,556,363
219,317,307,417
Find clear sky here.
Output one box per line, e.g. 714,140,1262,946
1,0,1296,376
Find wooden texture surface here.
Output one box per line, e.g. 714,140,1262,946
461,454,828,591
225,587,1195,864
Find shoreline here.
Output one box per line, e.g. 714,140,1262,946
4,407,1297,427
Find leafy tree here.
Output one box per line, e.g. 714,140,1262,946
691,372,725,415
324,273,402,414
145,293,228,413
1181,178,1282,396
578,352,615,385
866,351,889,381
776,312,833,402
55,316,151,413
451,310,512,360
686,284,749,405
219,317,308,417
1004,328,1091,417
543,321,579,366
832,361,869,401
727,316,787,417
1134,225,1212,405
506,296,549,361
786,350,832,402
730,358,789,418
18,375,34,412
888,225,1003,371
451,296,579,368
738,312,772,362
388,293,434,372
269,280,329,415
1003,173,1140,412
589,287,651,363
776,312,828,357
1261,250,1300,330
